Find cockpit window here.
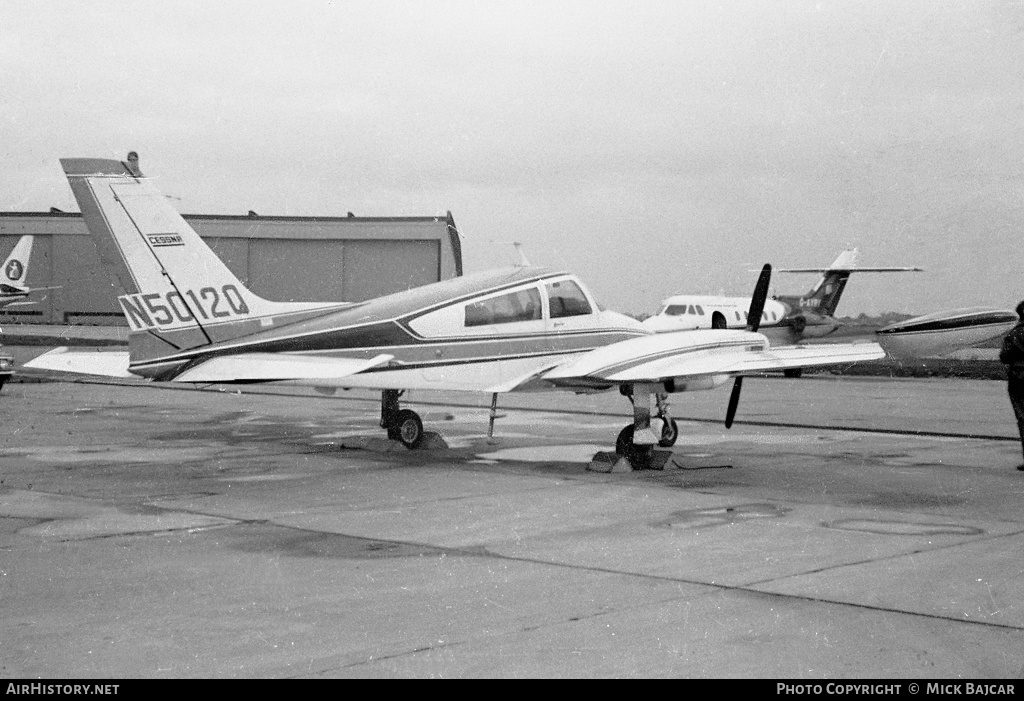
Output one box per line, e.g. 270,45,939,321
665,304,687,316
546,280,592,318
465,287,543,327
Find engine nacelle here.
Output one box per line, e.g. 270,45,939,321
663,374,729,393
790,312,840,338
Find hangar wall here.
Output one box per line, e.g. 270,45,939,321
0,211,463,325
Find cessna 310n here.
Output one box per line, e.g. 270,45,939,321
27,157,885,462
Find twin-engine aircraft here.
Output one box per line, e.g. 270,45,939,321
27,158,884,461
0,236,59,308
642,248,922,343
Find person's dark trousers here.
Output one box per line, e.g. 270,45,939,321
1009,374,1024,463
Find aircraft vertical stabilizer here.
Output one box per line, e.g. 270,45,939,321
60,158,348,375
776,247,923,319
1,235,33,290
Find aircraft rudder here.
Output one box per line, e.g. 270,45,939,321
1,235,33,286
61,156,285,335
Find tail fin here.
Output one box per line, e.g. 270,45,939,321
785,249,858,317
776,248,923,317
1,236,33,291
61,158,342,366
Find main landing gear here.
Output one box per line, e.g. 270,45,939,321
381,389,424,449
615,384,678,465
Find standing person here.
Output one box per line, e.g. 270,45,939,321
999,300,1024,470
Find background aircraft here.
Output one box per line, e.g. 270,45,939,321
27,157,884,464
642,248,922,344
875,307,1018,360
0,236,60,308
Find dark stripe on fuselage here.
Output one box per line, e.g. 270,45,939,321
129,322,645,375
877,314,1017,335
127,266,642,375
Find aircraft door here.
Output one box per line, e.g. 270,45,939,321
543,278,598,352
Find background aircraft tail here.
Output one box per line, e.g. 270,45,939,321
1,235,33,291
775,248,922,318
61,158,344,371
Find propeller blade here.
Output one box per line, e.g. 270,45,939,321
725,376,743,429
746,264,772,332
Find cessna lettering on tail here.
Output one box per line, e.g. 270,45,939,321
147,234,184,247
118,284,250,330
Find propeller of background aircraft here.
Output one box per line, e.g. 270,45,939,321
725,264,771,429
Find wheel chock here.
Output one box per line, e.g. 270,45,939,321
418,431,450,450
587,451,632,473
588,449,678,472
336,431,449,452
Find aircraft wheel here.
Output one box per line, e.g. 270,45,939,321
615,424,652,455
783,368,803,379
394,409,424,449
615,424,635,456
658,418,678,447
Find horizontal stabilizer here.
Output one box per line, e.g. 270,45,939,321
171,353,395,383
24,348,133,377
777,266,923,273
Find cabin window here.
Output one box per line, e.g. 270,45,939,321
695,305,705,315
465,287,543,327
665,304,687,316
770,312,777,321
546,280,592,318
735,312,741,321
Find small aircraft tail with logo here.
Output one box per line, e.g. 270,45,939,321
61,158,351,375
0,235,63,308
0,235,34,304
1,235,33,288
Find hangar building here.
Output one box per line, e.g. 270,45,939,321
0,210,463,326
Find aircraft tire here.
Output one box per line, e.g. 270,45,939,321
658,418,678,447
615,424,653,455
783,368,803,378
394,409,424,449
615,424,635,455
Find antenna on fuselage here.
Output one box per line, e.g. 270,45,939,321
512,242,531,267
487,240,533,267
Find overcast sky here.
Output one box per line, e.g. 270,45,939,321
2,1,1023,315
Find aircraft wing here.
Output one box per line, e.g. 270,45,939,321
777,266,923,273
171,353,394,383
541,332,884,387
25,348,394,383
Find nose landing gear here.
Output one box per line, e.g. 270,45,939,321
615,384,678,465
